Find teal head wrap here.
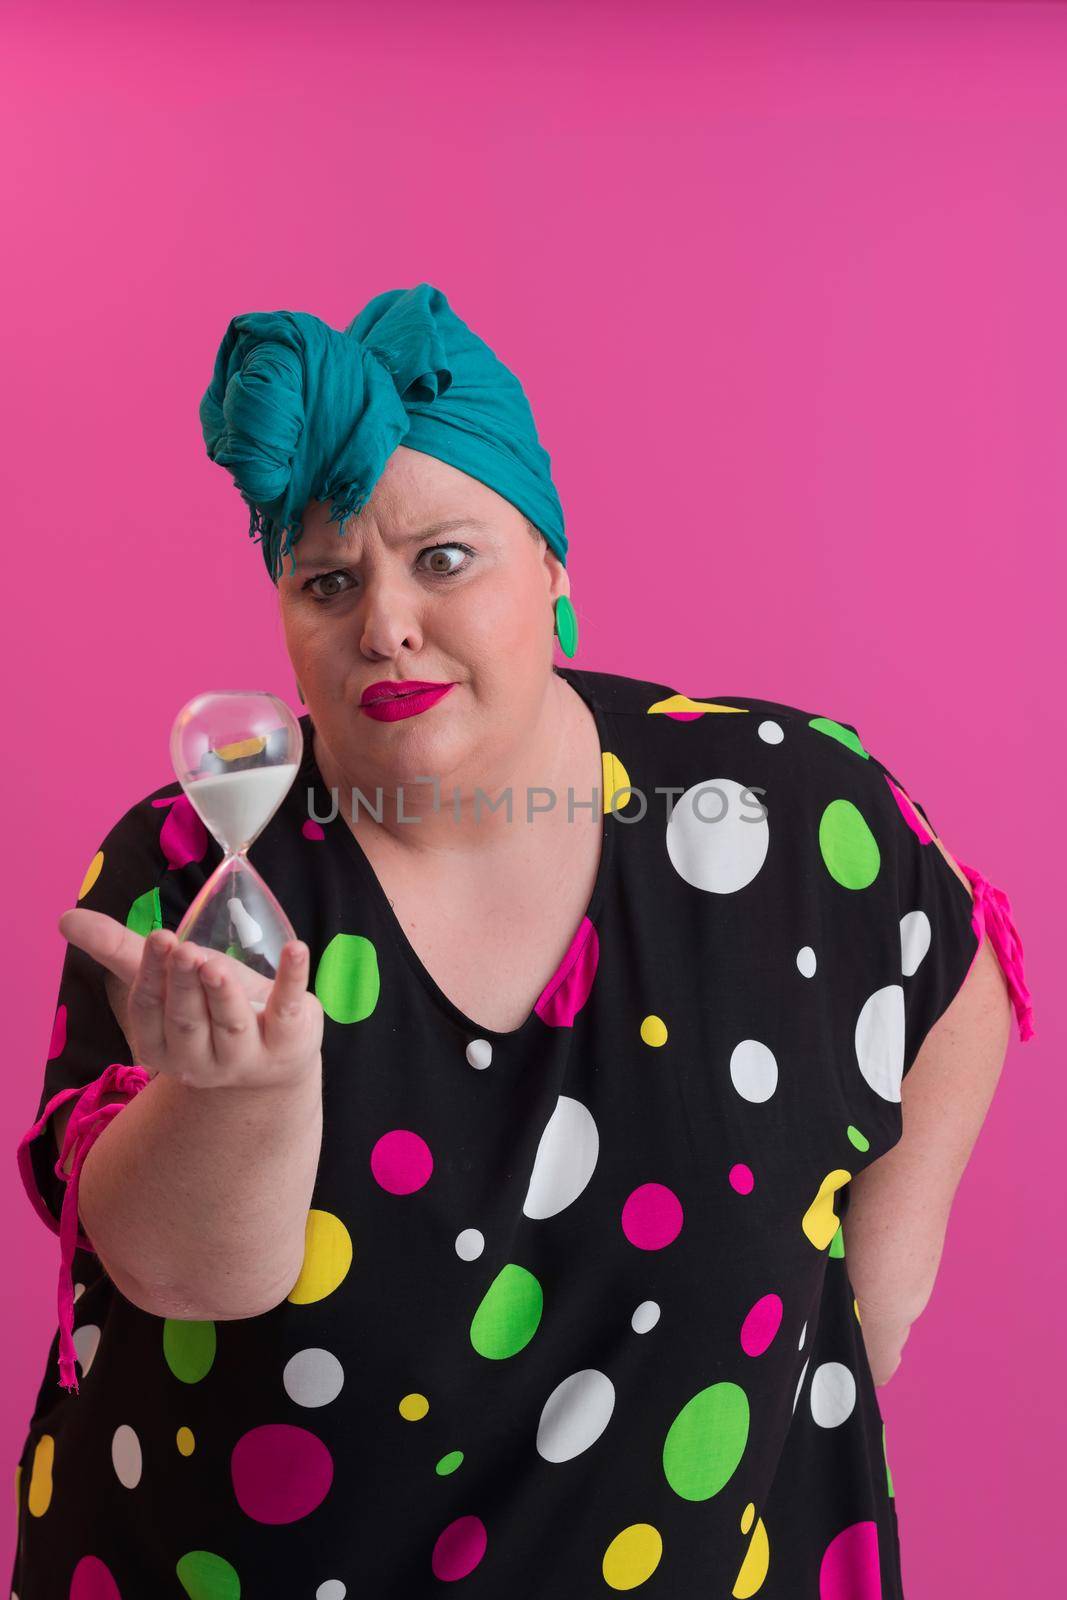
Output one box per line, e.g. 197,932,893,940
199,282,567,581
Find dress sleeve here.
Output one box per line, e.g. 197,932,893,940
15,789,205,1392
873,760,1035,1082
17,796,174,1235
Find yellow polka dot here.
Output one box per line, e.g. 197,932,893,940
176,1427,195,1456
27,1435,54,1517
646,694,750,717
740,1502,755,1536
602,751,634,814
801,1170,852,1250
640,1015,668,1048
399,1392,429,1421
287,1209,354,1304
78,850,104,900
733,1516,770,1597
602,1523,663,1590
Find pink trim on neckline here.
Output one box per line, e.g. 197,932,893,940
16,1063,150,1393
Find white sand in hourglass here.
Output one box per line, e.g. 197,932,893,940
186,763,299,852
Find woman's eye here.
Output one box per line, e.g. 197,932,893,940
307,571,354,601
418,541,474,576
303,542,473,602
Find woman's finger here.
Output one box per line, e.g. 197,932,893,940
163,940,212,1063
58,907,146,988
199,958,257,1069
123,928,174,1063
261,942,311,1055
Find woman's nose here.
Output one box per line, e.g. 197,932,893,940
357,580,424,658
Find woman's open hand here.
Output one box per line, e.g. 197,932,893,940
57,908,324,1093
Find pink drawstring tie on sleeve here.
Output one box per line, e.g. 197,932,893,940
957,861,1036,1043
16,1063,150,1393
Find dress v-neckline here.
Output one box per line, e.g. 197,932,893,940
300,665,616,1042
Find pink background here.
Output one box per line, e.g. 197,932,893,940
2,0,1061,1592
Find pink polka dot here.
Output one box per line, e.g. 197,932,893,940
70,1554,122,1599
48,1002,67,1061
884,774,933,844
729,1163,754,1195
156,793,209,868
302,819,325,841
819,1519,882,1599
534,916,599,1028
740,1292,784,1357
371,1129,434,1195
431,1513,488,1581
231,1423,333,1523
621,1182,684,1250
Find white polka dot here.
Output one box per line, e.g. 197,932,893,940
665,777,769,894
316,1583,347,1600
730,1038,779,1103
758,720,784,744
283,1348,345,1408
900,909,931,977
111,1424,142,1489
536,1369,615,1462
466,1038,493,1070
810,1361,856,1428
796,945,817,978
792,1357,810,1414
72,1323,101,1377
631,1300,660,1334
798,1320,807,1351
455,1228,484,1261
855,984,906,1102
523,1095,600,1219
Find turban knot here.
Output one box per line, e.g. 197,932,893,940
199,282,566,579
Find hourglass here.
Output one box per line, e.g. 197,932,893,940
170,691,303,980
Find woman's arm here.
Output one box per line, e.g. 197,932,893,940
73,1060,324,1321
53,920,325,1322
843,852,1012,1384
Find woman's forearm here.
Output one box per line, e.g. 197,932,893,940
74,1061,323,1321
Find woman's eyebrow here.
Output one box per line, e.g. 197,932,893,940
292,517,490,569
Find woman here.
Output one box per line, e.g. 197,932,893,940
13,284,1034,1598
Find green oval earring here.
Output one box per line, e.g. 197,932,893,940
553,594,579,658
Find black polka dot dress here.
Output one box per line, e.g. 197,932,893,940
13,665,1035,1599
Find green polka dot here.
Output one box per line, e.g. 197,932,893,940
176,1549,241,1599
809,716,869,758
163,1319,217,1384
883,1421,895,1498
436,1450,464,1476
470,1263,543,1359
847,1125,870,1153
829,1222,845,1259
314,932,380,1023
127,886,163,936
819,799,880,889
663,1382,749,1500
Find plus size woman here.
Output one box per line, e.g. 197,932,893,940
13,283,1035,1598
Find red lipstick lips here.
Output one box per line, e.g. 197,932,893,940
360,680,456,723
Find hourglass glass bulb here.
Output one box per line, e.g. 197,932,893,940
170,691,304,978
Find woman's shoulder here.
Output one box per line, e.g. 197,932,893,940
571,666,877,751
574,665,920,820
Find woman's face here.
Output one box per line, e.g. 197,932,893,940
276,445,570,790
